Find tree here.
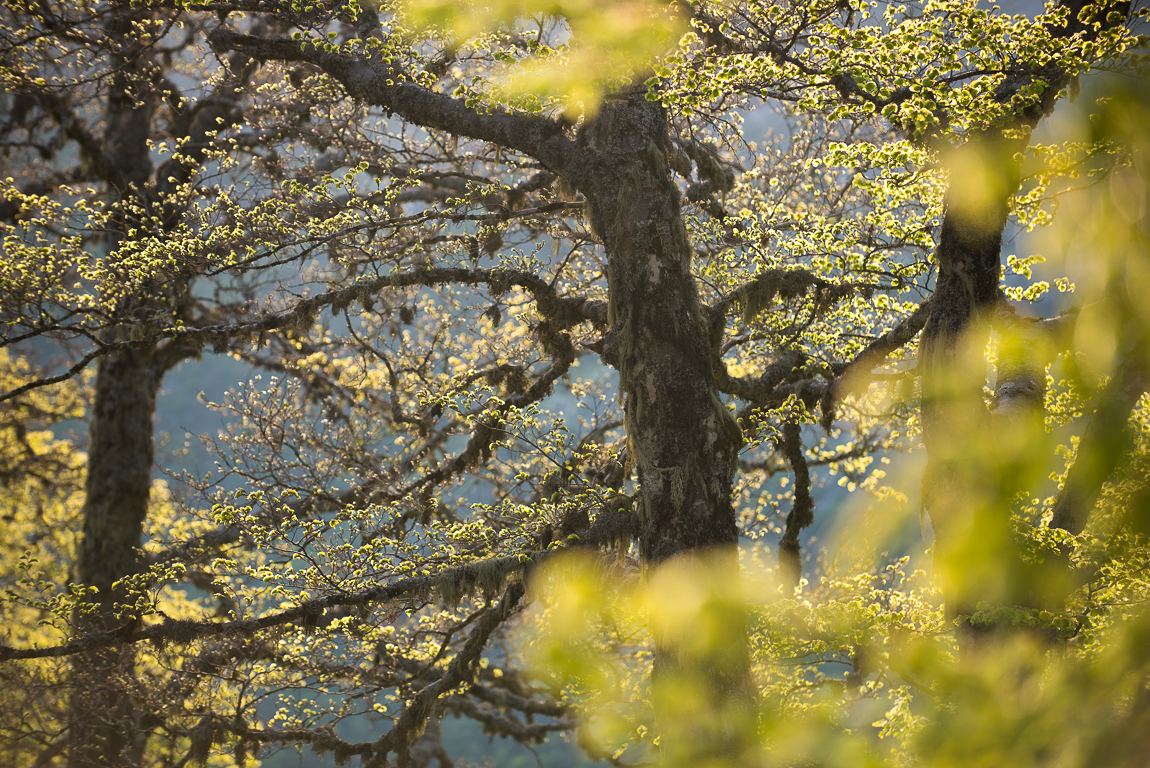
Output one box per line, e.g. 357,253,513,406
2,0,1149,766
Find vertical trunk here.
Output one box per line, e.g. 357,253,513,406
919,0,1131,631
581,94,742,565
920,138,1072,634
68,14,159,767
77,350,158,601
577,92,758,767
919,137,1022,623
69,345,159,768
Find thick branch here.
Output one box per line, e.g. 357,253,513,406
384,580,526,763
825,297,933,415
723,300,930,427
711,270,896,407
175,581,526,765
708,268,868,342
207,30,584,182
716,349,806,402
467,681,569,718
9,497,646,663
439,695,569,744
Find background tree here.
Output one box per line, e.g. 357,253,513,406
2,0,1149,767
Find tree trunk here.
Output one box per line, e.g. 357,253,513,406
68,13,160,766
919,137,1021,621
919,0,1132,633
577,92,759,767
69,345,160,768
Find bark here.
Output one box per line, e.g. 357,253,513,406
575,92,758,768
578,93,742,564
408,713,452,768
991,310,1054,423
918,136,1020,573
69,344,161,768
76,350,158,603
777,421,813,589
918,134,1069,628
919,136,1019,460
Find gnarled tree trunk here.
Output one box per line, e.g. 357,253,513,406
578,92,758,768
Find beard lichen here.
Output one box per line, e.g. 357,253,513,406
434,555,530,609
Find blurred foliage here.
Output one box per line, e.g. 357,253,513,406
403,0,686,116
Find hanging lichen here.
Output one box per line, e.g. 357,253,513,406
434,555,532,609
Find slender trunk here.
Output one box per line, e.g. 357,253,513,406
77,349,159,600
577,92,758,767
921,139,1080,634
